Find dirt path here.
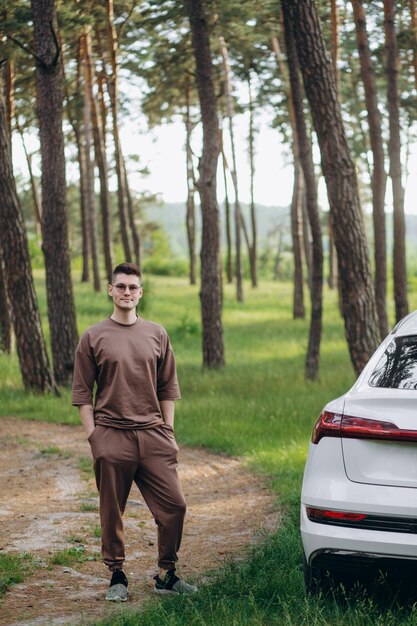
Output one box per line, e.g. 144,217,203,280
0,418,279,626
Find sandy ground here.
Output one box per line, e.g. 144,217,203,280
0,418,280,626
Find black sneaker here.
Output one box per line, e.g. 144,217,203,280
105,570,128,602
153,569,198,595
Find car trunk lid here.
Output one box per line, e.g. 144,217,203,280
342,390,417,488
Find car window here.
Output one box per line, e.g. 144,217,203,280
369,335,417,389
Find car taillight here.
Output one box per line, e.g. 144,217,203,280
311,411,342,443
312,412,417,444
306,506,367,522
341,415,417,442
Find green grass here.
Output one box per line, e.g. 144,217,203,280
0,553,33,598
49,546,90,567
1,274,417,623
39,446,71,458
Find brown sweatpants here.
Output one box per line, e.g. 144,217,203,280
87,423,186,572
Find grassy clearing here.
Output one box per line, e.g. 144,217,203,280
1,274,417,623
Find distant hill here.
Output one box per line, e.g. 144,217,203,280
143,201,291,256
143,201,417,259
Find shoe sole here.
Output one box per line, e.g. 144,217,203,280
154,587,197,596
154,588,175,595
106,594,128,602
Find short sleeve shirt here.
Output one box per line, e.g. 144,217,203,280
72,317,180,429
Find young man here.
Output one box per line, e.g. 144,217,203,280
72,262,197,601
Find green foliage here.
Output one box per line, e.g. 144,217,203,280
142,228,188,277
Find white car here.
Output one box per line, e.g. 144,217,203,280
301,311,417,593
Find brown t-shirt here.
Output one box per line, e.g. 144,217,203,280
72,316,180,429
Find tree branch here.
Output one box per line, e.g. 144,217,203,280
6,34,46,67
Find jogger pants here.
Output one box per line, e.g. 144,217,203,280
88,423,186,572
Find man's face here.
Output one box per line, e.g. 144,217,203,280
108,273,143,311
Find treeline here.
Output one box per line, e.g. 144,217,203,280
0,0,416,391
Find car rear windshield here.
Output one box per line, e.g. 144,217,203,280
369,335,417,389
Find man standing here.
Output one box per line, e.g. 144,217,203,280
72,262,197,601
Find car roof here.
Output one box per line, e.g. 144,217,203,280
391,310,417,337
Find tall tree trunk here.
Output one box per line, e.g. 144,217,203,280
82,28,113,283
31,0,78,386
4,59,14,151
185,78,196,285
74,40,90,283
221,137,233,284
219,36,243,303
283,5,323,380
352,0,388,338
291,160,305,319
272,33,305,316
328,217,338,289
384,0,408,323
329,0,340,295
123,156,141,268
248,72,257,288
105,0,132,262
409,0,417,83
83,81,101,292
0,253,12,354
330,0,340,93
186,0,225,369
0,95,56,392
283,0,379,376
94,26,108,151
302,189,313,292
15,120,42,239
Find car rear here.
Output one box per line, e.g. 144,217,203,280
300,320,417,589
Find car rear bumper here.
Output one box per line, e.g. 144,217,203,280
301,438,417,570
301,503,417,566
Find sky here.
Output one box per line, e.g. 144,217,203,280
11,103,417,216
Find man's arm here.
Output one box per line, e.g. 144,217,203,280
160,400,175,429
78,404,95,438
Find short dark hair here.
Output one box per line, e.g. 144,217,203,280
112,263,142,284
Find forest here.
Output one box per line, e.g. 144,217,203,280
2,0,417,623
1,0,417,391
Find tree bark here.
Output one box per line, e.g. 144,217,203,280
185,78,196,285
282,0,379,376
4,59,14,152
219,36,243,303
221,136,233,284
185,0,225,369
15,120,42,240
282,4,323,380
272,34,305,317
330,0,340,94
248,72,258,288
409,0,417,86
384,0,409,323
352,0,388,338
0,255,12,354
83,80,101,292
301,189,313,292
0,95,56,392
31,0,78,386
82,28,113,283
105,0,132,262
73,40,90,283
291,160,305,319
123,156,141,268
